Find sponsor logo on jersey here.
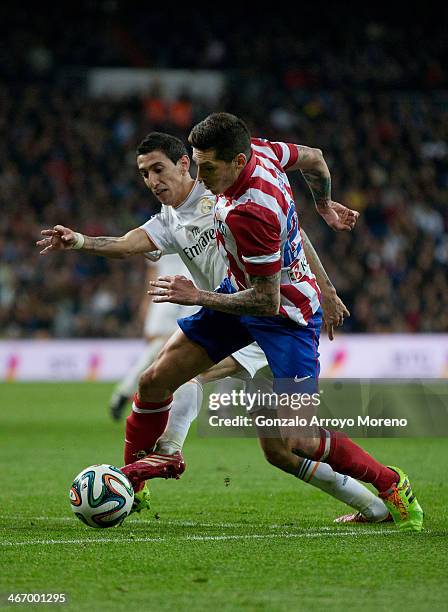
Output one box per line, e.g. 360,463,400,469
288,250,310,283
182,228,216,261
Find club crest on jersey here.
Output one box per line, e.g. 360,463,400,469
199,197,214,214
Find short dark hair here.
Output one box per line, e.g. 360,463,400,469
136,132,188,164
188,113,251,162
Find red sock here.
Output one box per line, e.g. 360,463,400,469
124,393,172,465
314,429,398,493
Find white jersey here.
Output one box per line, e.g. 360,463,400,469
139,180,269,380
140,181,227,291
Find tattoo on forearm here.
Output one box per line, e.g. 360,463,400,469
84,236,117,249
82,236,126,258
248,272,281,314
198,272,281,316
301,170,331,203
295,146,332,203
301,230,334,292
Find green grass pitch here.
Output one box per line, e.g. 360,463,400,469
0,383,447,611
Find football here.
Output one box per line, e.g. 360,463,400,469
69,464,134,528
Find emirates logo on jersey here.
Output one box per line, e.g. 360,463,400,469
182,228,216,261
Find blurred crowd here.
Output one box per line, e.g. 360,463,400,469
1,6,447,337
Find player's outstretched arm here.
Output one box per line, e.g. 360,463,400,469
301,229,349,340
37,226,156,258
148,272,281,317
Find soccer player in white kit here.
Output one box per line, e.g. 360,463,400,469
37,132,390,524
109,254,196,420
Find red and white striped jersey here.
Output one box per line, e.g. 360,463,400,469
214,137,321,326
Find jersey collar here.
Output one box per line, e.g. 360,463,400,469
174,178,200,209
223,152,256,198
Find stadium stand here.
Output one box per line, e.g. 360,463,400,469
1,5,447,337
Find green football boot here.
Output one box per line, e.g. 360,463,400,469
131,483,151,515
379,466,423,532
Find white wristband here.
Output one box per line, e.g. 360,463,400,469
72,232,85,250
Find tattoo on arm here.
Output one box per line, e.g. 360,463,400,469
301,169,331,203
81,229,154,259
284,144,332,206
248,272,281,314
198,272,281,316
293,146,332,204
301,230,335,294
82,236,129,258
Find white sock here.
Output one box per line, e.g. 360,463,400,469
297,459,389,521
114,337,166,398
156,379,203,455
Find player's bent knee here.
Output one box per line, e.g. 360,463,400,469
138,361,172,395
260,440,291,470
138,365,158,395
263,448,290,469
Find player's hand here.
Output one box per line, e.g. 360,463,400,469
315,200,359,232
321,289,350,341
36,225,78,254
148,275,201,306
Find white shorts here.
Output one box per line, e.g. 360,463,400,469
231,343,271,379
144,302,198,337
144,254,197,337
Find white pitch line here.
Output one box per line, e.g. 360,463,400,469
0,515,268,528
0,516,342,529
1,515,75,523
0,515,394,531
0,530,401,547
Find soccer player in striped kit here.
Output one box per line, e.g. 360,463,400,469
134,115,423,531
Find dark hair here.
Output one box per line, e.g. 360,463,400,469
136,132,188,164
188,113,251,162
